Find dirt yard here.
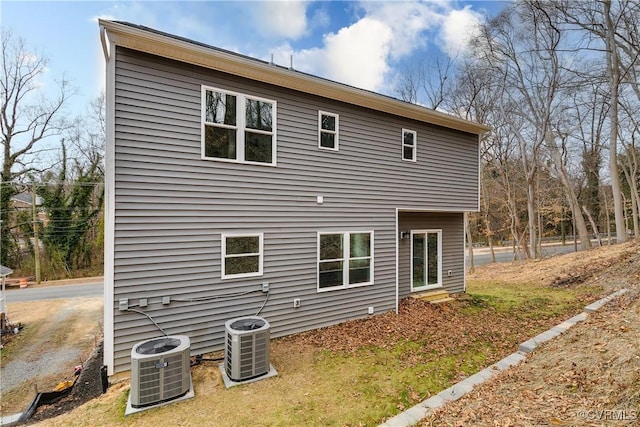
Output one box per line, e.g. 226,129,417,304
3,241,639,426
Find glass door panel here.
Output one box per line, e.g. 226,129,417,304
411,230,441,290
412,233,425,289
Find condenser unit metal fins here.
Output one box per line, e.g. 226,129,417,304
129,335,191,409
224,316,271,382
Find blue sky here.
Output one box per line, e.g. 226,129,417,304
1,0,507,119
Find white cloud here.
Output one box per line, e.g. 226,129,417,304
309,5,330,29
254,1,309,40
360,1,443,58
438,6,483,56
275,1,446,92
290,17,393,91
92,0,486,95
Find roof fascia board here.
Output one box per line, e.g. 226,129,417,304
99,20,491,135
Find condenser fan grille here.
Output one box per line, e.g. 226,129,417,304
230,318,266,331
135,337,182,355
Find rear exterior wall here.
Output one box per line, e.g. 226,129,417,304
397,211,466,299
110,47,479,373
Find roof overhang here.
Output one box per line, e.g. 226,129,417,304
0,266,13,277
99,20,491,136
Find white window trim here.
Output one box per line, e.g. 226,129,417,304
221,232,264,280
410,229,442,291
402,128,417,162
201,85,277,166
317,231,374,292
318,111,339,151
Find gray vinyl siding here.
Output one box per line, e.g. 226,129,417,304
111,47,479,372
397,212,465,299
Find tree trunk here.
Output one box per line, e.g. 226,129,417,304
604,0,627,243
526,172,537,259
550,145,592,251
603,188,612,245
465,213,475,273
582,205,601,246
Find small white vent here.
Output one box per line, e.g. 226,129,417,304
130,335,190,408
225,316,270,382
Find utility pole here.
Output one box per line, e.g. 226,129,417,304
32,184,41,284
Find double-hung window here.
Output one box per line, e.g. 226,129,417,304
202,86,276,165
318,111,339,150
221,233,263,279
318,231,374,291
402,129,417,162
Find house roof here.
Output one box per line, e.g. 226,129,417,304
99,20,491,136
0,266,13,277
11,193,42,205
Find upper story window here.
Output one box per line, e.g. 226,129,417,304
318,111,339,151
402,129,417,162
202,86,276,165
221,233,264,279
317,231,374,291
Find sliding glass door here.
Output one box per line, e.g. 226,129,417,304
411,230,442,291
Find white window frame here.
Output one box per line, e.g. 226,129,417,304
201,85,277,166
318,111,339,151
317,231,374,292
221,232,264,279
410,229,442,291
402,129,417,162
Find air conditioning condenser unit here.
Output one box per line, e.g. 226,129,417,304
130,335,191,409
225,316,270,382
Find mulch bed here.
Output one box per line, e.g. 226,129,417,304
21,343,106,425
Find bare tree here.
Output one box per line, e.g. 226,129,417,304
0,30,71,265
393,52,456,110
618,98,640,237
66,92,105,176
555,0,640,242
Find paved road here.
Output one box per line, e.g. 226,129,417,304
4,282,103,303
2,243,586,302
469,243,581,266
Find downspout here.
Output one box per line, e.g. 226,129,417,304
395,208,399,314
100,25,110,62
100,23,116,375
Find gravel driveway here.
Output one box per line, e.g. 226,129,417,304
0,297,103,415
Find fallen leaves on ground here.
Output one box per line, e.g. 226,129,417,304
418,242,640,427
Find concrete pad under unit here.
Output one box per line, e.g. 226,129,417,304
125,375,194,416
218,363,278,388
